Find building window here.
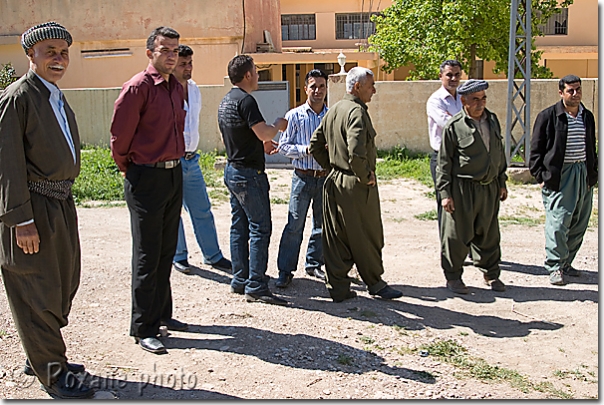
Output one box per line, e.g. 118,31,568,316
282,14,316,41
539,8,568,35
336,13,378,40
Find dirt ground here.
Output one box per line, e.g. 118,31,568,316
0,169,598,399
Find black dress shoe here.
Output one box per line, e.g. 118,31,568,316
275,272,293,288
135,337,168,354
371,285,403,300
160,318,189,331
245,292,289,306
42,370,94,399
24,359,85,376
332,290,357,303
173,259,192,274
211,257,232,272
306,267,326,280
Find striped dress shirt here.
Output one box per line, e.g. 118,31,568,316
564,105,587,163
278,102,327,170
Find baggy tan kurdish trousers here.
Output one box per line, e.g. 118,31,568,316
322,170,387,301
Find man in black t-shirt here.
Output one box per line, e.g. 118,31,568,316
218,55,288,306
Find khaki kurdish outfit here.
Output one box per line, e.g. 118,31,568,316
436,107,507,281
309,94,388,302
0,71,81,386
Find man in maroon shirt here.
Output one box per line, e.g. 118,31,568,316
110,26,187,355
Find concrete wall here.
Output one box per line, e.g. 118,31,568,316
64,82,230,150
65,76,597,154
326,75,598,153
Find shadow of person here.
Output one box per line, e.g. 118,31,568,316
162,324,436,384
269,278,562,338
174,265,232,286
79,372,240,399
500,261,598,285
402,283,598,304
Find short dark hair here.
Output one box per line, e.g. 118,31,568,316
440,59,462,73
228,55,255,85
559,74,581,91
178,44,193,58
305,69,328,86
146,26,180,51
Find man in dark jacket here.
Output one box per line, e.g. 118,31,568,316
529,75,597,286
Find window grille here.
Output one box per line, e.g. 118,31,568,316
335,13,378,40
282,14,316,41
538,8,568,35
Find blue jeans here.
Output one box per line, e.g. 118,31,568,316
224,164,272,295
174,154,224,265
277,170,324,275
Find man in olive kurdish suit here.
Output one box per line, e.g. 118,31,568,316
0,22,93,398
436,79,508,295
309,67,403,303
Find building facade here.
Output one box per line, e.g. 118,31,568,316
0,0,596,108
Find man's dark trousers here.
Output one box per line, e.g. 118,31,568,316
125,164,183,339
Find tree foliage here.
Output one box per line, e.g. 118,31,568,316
369,0,572,80
0,63,18,90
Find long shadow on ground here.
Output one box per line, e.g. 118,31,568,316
76,374,239,399
499,261,598,286
272,278,563,338
162,325,436,384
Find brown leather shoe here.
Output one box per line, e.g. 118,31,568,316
484,276,506,292
447,279,469,294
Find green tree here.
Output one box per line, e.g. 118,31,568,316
369,0,572,80
0,62,18,90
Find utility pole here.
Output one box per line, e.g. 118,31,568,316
505,0,531,167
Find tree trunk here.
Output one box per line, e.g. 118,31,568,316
468,44,477,79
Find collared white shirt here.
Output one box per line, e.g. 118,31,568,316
426,86,462,151
278,102,327,171
35,72,76,163
183,79,202,152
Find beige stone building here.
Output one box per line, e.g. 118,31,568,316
0,0,281,88
0,0,596,107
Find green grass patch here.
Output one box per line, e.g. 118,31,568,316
421,339,573,398
73,147,229,206
270,197,289,204
360,310,377,318
376,147,432,187
337,354,354,366
414,210,438,221
358,335,375,344
424,190,436,199
498,215,544,227
73,146,124,203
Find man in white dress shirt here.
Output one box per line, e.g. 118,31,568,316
426,60,463,226
171,45,231,274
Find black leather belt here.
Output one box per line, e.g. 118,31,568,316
295,168,328,178
184,152,197,160
142,159,181,169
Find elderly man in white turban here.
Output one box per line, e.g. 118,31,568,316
436,79,508,295
0,22,93,398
